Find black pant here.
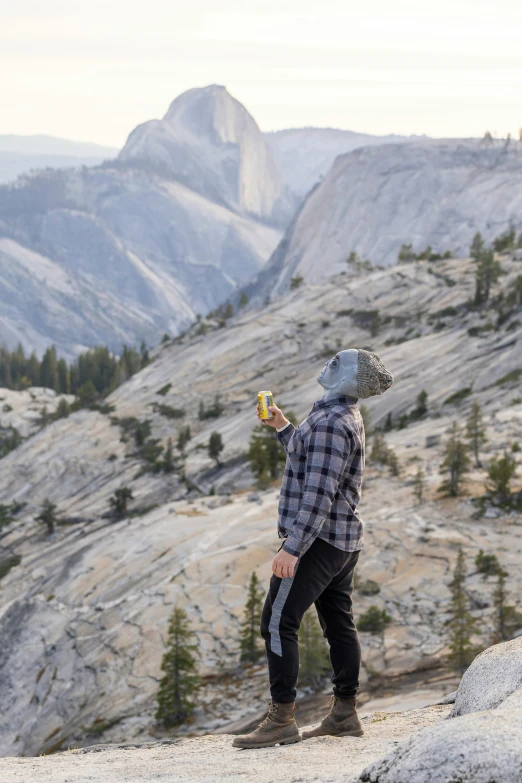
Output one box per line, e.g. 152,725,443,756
260,536,361,703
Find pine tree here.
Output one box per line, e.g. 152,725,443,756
470,231,485,263
437,421,471,497
370,432,390,464
387,449,401,477
208,432,224,466
239,572,266,665
155,606,200,727
491,568,509,644
177,425,191,452
238,292,249,309
413,466,425,504
475,549,502,579
465,401,487,468
248,411,298,487
54,397,70,420
491,569,522,644
76,380,98,408
298,609,331,691
470,232,503,306
448,548,477,673
35,498,58,535
163,437,175,473
109,486,133,517
486,450,517,505
411,389,428,419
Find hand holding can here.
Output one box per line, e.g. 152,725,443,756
256,392,289,430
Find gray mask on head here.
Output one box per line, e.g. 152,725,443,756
317,348,394,400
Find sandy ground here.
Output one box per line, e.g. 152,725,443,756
0,706,450,783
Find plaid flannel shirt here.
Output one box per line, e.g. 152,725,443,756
276,394,365,558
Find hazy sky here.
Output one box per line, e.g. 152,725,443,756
2,0,522,148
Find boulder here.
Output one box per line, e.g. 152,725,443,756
450,637,522,716
360,709,522,783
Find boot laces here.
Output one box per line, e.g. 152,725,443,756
258,697,279,728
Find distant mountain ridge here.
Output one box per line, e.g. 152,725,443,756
119,85,298,227
0,135,119,185
265,126,421,198
238,137,522,305
0,88,288,357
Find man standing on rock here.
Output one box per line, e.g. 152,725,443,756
232,348,394,749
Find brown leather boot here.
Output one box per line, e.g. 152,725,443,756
232,698,301,749
301,694,364,739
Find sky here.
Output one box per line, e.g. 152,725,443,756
2,0,522,149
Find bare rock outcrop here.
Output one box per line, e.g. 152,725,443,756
360,708,522,783
243,138,522,304
450,637,522,716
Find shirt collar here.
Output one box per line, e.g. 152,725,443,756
312,394,359,410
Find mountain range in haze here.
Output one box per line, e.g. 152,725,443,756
1,85,522,359
0,135,118,185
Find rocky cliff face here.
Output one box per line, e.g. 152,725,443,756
265,127,415,199
119,85,297,226
0,251,521,756
241,138,522,304
0,87,289,357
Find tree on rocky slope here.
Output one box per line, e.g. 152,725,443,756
491,568,522,644
413,466,426,504
486,449,517,505
239,571,266,665
163,437,176,473
298,609,331,691
248,410,298,488
177,425,192,452
437,421,471,497
470,232,503,306
35,498,59,535
465,401,487,468
208,431,224,466
109,486,133,517
156,606,200,727
448,548,478,673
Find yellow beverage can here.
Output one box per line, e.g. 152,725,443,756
258,390,274,419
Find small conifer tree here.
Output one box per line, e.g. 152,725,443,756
208,432,224,466
486,450,517,505
156,606,200,727
109,486,133,517
413,466,425,504
448,548,477,673
387,449,401,477
370,432,390,464
475,549,502,579
491,569,522,644
239,571,266,664
465,401,487,468
55,397,70,420
298,609,331,691
177,425,191,452
411,390,428,419
248,410,298,487
163,437,175,473
35,498,58,535
437,421,471,497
